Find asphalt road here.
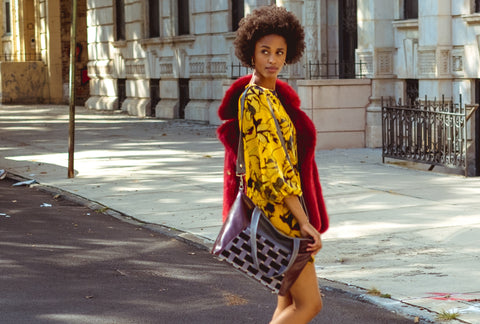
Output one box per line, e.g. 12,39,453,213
0,177,426,324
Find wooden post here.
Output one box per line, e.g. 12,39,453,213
68,0,78,178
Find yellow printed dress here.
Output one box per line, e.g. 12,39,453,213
239,85,303,238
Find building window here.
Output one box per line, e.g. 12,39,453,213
179,78,189,119
404,0,418,19
4,0,11,34
117,79,126,109
475,0,480,13
406,79,418,105
115,0,125,41
178,0,190,35
149,79,160,117
231,0,244,31
339,0,357,79
148,0,160,38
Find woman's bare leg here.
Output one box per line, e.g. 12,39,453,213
271,293,292,321
270,263,322,324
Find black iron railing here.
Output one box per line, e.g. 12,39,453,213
230,61,368,79
231,62,250,79
1,53,42,62
382,95,478,176
307,60,367,79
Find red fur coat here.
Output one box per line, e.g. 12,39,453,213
217,75,329,234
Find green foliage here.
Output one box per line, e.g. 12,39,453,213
436,310,460,321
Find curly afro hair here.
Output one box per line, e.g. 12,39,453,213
234,5,305,68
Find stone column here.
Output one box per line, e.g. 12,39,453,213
357,0,396,148
418,0,452,99
45,0,63,104
302,0,326,77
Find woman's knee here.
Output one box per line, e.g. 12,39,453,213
291,263,323,315
311,294,323,314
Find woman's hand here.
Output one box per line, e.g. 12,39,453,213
299,222,322,256
284,195,323,256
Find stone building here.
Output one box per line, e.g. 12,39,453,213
2,0,480,173
85,0,373,148
0,0,89,104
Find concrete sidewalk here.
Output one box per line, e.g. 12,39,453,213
1,105,479,323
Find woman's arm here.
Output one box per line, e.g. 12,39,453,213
284,195,322,255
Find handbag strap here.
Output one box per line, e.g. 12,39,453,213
236,88,250,187
237,86,292,176
237,86,309,214
250,206,300,276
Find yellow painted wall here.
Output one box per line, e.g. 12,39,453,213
0,61,47,103
0,0,89,104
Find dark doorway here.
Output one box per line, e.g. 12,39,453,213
117,78,126,110
179,79,189,119
406,79,419,106
149,79,160,117
338,0,357,79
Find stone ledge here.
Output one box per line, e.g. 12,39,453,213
392,19,419,29
140,35,196,47
462,13,480,25
85,96,118,111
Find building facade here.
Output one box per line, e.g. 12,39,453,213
85,0,373,147
2,0,479,173
0,0,89,104
86,0,287,121
84,0,478,153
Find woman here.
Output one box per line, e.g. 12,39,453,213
217,6,329,324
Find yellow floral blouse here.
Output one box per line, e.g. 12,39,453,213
239,85,303,238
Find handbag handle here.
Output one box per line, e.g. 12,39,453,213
250,206,301,276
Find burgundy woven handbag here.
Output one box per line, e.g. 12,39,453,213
211,87,313,295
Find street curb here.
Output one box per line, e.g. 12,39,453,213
3,172,453,324
5,172,213,253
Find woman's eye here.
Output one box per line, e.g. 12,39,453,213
277,51,284,55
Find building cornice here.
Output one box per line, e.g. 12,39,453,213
462,13,480,25
140,35,196,47
392,19,419,30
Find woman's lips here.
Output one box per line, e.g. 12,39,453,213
266,67,279,73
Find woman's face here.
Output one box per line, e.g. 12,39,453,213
252,34,287,89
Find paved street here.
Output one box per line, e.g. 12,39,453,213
1,105,480,323
0,177,421,323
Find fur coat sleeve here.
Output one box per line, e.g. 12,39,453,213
217,75,329,234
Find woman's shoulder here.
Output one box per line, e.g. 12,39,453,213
218,75,251,121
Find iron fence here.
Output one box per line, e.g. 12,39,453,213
382,96,478,176
230,60,368,79
231,62,250,79
307,60,367,79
